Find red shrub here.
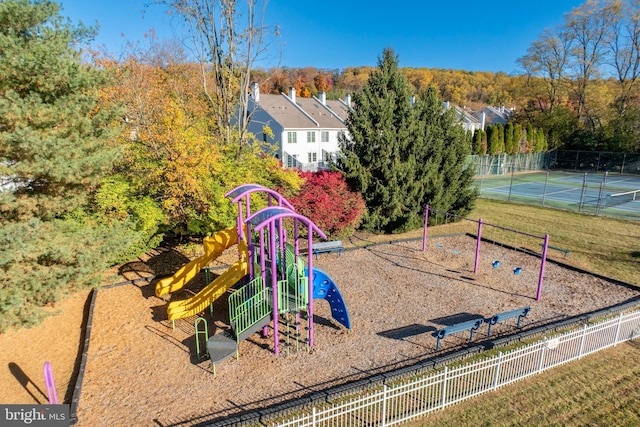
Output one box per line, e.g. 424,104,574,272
289,170,365,238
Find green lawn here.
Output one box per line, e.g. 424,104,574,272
413,340,640,427
378,199,640,426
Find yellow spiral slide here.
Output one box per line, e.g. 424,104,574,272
155,227,239,298
154,227,249,321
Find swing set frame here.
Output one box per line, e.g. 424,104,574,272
422,205,550,301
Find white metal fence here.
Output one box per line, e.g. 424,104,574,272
274,309,640,427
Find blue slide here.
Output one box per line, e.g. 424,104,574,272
305,266,351,330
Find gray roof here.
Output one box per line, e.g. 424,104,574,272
322,99,351,122
251,92,348,130
251,94,316,129
295,97,345,129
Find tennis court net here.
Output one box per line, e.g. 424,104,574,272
604,189,640,208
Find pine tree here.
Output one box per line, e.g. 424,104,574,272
504,122,515,154
0,0,124,331
336,48,476,233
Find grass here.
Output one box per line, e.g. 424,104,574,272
410,340,640,427
364,198,639,426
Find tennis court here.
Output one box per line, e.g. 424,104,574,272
475,171,640,220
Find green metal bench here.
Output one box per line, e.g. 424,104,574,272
311,240,344,259
485,306,530,336
432,318,484,351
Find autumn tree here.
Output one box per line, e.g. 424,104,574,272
102,40,301,234
517,27,572,113
0,0,130,331
287,171,365,239
167,0,278,147
336,48,476,233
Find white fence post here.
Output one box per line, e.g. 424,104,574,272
312,406,316,427
492,352,503,391
578,323,588,359
381,384,387,427
440,366,448,409
538,339,546,371
614,312,623,346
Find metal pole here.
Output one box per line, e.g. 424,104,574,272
422,205,429,252
578,173,588,212
474,218,483,274
508,164,515,201
596,181,605,216
269,221,279,355
536,234,549,301
381,384,387,427
542,171,549,207
307,223,314,347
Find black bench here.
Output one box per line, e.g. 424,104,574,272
432,318,484,351
540,244,571,258
311,240,344,259
485,306,530,337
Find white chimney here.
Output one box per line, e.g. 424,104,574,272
345,93,351,107
319,91,326,105
444,101,450,110
480,111,486,130
251,82,260,102
289,87,296,103
411,95,416,106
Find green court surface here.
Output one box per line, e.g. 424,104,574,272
475,171,640,221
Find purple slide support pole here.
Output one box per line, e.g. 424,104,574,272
294,219,299,265
307,223,314,347
269,221,279,355
43,362,58,404
260,229,268,338
474,218,483,274
536,234,549,301
237,202,243,241
422,205,429,252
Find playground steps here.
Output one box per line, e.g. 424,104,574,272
206,331,238,365
235,313,272,344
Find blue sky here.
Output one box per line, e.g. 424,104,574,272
59,0,586,73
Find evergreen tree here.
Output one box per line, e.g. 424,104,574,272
526,123,534,151
0,0,125,331
513,123,524,153
504,122,515,154
472,129,483,154
336,48,476,233
487,125,501,154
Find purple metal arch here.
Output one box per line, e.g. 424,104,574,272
226,184,295,210
226,184,296,279
246,208,326,239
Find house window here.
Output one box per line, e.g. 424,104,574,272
308,152,317,163
287,132,297,144
321,131,329,142
287,154,299,168
307,131,316,143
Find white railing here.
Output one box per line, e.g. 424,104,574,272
274,309,640,426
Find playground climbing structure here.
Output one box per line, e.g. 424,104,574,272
156,183,351,373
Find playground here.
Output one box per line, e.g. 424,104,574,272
0,186,638,426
